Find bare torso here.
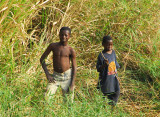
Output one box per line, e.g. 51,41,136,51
51,42,72,73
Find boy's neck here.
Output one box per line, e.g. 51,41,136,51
103,49,112,54
59,42,68,46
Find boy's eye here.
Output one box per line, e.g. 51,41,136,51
61,34,68,37
107,43,113,46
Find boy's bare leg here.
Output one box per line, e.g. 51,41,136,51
62,89,74,103
61,78,74,103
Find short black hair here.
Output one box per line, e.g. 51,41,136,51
60,27,71,34
102,35,112,44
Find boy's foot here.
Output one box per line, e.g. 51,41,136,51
111,105,115,113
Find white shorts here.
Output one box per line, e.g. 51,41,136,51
45,69,74,101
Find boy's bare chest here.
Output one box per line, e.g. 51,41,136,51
52,46,71,57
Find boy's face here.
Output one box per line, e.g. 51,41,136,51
103,40,113,51
59,30,70,43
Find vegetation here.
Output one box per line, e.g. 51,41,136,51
0,0,159,116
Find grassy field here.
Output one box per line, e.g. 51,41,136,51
0,0,160,116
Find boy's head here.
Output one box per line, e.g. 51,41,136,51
59,27,71,43
60,27,71,35
102,35,113,51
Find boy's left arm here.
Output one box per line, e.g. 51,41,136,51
70,48,77,91
114,51,120,69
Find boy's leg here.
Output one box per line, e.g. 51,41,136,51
102,93,108,108
61,79,74,103
107,91,120,106
113,91,120,104
62,89,74,103
45,82,58,102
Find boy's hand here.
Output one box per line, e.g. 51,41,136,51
69,83,75,92
104,59,109,66
47,75,55,83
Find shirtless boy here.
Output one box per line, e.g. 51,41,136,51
40,27,76,101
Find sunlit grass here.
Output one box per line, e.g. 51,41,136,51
0,0,159,116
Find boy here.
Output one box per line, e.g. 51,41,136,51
96,35,120,106
40,27,77,101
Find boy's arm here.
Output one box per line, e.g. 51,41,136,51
97,61,108,72
40,43,55,82
69,48,77,91
96,54,108,72
113,50,120,69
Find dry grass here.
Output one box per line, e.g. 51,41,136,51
0,0,160,116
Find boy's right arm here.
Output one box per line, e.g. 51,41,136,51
96,54,108,72
97,61,108,72
40,43,55,82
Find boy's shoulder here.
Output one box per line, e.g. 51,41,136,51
49,42,58,46
48,42,60,48
98,49,115,56
112,49,115,53
68,45,76,53
68,45,73,49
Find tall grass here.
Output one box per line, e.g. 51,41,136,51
0,0,160,116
